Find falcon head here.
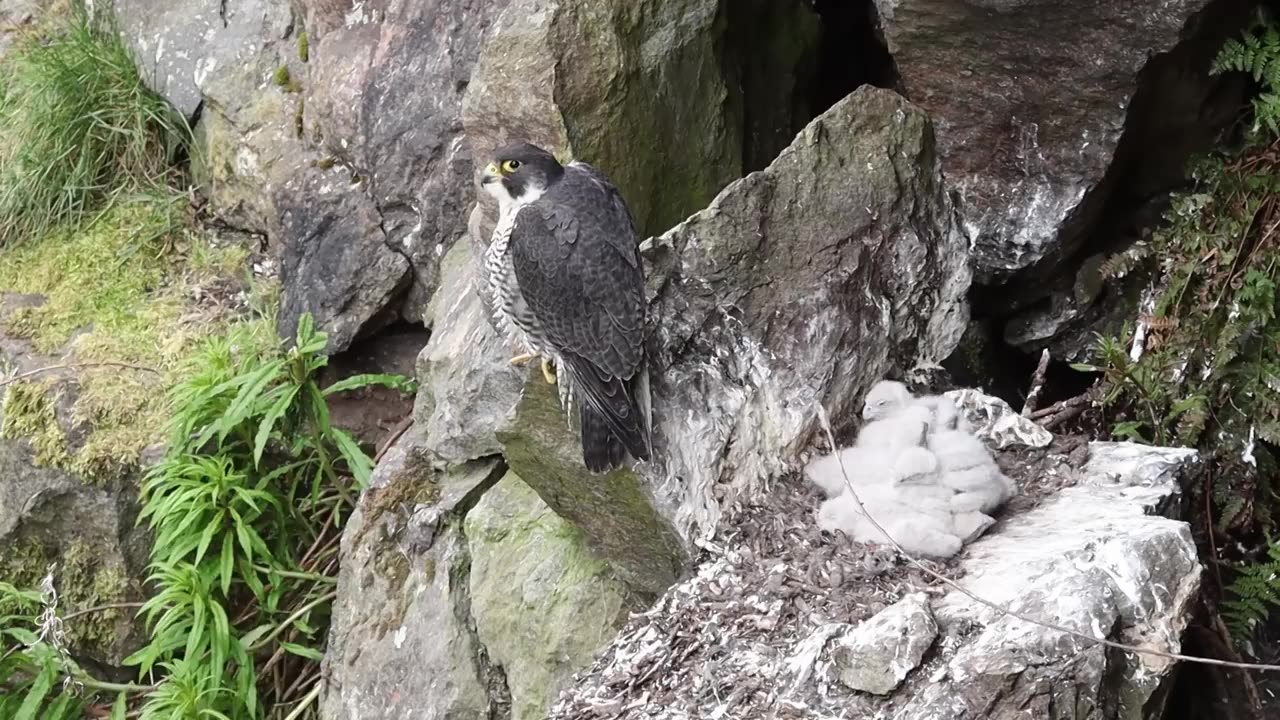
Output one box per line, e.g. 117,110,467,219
481,142,565,211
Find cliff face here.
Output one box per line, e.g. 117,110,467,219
0,0,1260,716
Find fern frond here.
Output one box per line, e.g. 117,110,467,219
1225,538,1280,639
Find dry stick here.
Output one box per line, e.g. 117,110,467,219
1030,393,1093,420
61,601,144,623
374,416,415,464
1210,613,1265,713
0,361,160,389
1039,404,1090,431
1021,348,1052,417
812,401,1280,673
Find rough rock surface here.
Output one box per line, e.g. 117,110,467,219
551,428,1201,720
0,0,44,57
461,0,744,241
413,239,524,465
0,296,148,667
831,593,937,695
874,0,1216,281
323,428,633,720
272,0,515,349
466,473,631,720
112,0,292,119
321,427,506,720
633,86,970,543
122,0,513,353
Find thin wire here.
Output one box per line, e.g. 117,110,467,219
813,401,1280,673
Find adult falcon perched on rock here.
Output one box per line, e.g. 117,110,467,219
479,142,652,473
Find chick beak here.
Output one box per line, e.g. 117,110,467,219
481,162,500,185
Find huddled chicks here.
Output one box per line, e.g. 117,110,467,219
805,380,1016,559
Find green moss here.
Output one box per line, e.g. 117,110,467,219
465,474,631,718
496,372,686,600
273,65,302,94
0,538,131,655
297,32,309,63
0,197,252,479
0,379,69,469
0,538,52,593
293,96,305,139
354,455,440,549
59,540,131,651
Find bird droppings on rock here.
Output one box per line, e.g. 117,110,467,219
549,430,1195,719
548,473,964,720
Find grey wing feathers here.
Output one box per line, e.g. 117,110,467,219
508,164,650,464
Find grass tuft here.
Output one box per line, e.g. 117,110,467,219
0,3,190,246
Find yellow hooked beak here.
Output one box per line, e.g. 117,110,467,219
481,162,500,185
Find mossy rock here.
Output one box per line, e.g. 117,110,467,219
466,472,632,720
497,370,687,600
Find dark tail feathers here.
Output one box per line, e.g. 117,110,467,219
580,398,651,473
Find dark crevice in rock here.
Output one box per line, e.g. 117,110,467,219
721,0,821,172
809,0,900,111
450,457,509,521
951,0,1258,400
719,0,899,174
447,459,513,720
320,323,427,448
374,199,433,327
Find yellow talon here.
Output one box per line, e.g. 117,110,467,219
541,357,557,385
509,352,535,367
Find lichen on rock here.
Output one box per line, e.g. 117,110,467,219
466,473,632,720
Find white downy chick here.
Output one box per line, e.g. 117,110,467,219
817,487,963,559
862,379,967,433
855,403,933,452
927,429,1015,514
915,394,968,433
804,443,938,498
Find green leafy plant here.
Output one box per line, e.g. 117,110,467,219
126,313,413,719
1225,536,1280,638
1078,18,1280,456
1079,18,1280,643
1213,20,1280,136
0,577,127,719
0,1,190,245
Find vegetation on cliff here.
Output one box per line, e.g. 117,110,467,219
1078,18,1280,646
0,4,413,718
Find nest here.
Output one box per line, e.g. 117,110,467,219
550,434,1090,719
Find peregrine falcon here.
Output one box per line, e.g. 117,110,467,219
479,142,652,473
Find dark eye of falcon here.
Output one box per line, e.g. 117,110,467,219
502,159,521,173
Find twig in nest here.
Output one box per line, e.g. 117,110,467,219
1021,348,1051,417
0,361,159,389
1039,403,1090,431
812,400,1280,673
1030,390,1096,430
